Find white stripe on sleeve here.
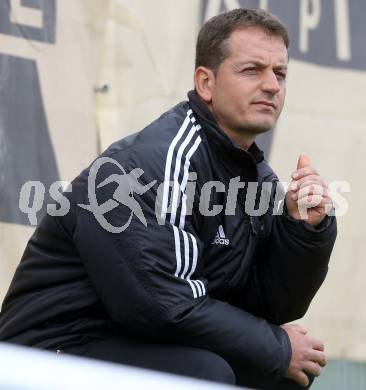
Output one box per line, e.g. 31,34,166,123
161,110,192,220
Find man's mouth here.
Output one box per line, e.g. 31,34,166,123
252,100,276,109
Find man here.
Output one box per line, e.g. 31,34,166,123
0,8,336,389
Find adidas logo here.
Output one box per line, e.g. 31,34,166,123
211,225,230,246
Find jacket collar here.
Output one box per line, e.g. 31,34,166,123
187,90,264,164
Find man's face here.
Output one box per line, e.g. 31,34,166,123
209,27,288,137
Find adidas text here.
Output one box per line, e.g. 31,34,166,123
211,237,230,246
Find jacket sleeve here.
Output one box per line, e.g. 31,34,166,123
238,179,337,325
73,146,291,388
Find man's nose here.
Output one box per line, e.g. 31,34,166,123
261,70,281,94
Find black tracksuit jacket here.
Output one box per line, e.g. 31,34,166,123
0,90,337,387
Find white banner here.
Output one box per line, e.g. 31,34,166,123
0,0,108,301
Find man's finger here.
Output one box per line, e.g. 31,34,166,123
297,154,311,170
293,371,310,387
292,166,319,179
294,184,326,200
311,337,325,351
290,175,327,191
296,194,323,209
303,361,322,377
309,350,327,367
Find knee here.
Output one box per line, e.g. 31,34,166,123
189,349,235,385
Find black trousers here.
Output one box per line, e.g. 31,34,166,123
63,337,314,389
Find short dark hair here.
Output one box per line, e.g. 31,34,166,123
195,8,289,73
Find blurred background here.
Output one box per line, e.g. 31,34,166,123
0,0,365,388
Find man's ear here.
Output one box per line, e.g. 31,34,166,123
194,66,215,103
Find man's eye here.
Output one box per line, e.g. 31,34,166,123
276,72,287,81
243,67,258,74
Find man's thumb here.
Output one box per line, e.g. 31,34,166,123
297,154,311,170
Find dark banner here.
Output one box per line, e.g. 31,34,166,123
201,0,365,71
0,0,59,225
0,0,56,43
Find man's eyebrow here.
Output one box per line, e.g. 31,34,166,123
273,64,288,71
234,61,288,70
234,60,265,67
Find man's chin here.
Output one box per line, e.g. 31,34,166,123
233,118,276,134
248,121,275,134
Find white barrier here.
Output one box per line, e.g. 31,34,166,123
0,342,246,390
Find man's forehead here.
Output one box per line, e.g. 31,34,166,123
227,28,288,63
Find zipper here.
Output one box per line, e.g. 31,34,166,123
238,185,259,236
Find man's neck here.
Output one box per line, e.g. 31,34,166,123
190,91,256,151
217,123,255,151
